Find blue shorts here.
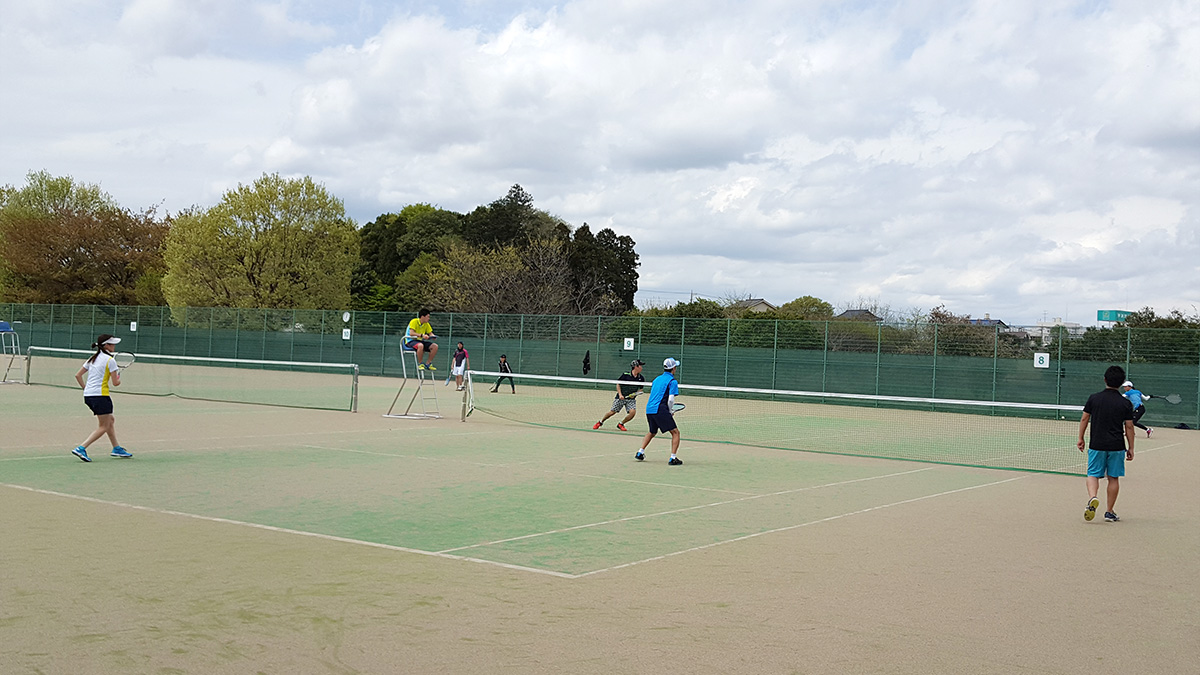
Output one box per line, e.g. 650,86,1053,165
1087,449,1125,478
647,409,677,435
84,396,114,416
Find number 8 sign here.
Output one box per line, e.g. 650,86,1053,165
1033,353,1050,369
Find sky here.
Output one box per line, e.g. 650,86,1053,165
2,0,1197,325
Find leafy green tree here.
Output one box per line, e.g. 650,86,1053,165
0,171,124,300
397,205,464,268
393,252,442,311
777,295,834,320
568,224,639,313
162,173,358,310
462,184,540,246
358,212,406,284
0,204,167,304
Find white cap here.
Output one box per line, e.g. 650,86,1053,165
102,337,121,345
1121,380,1133,388
663,357,680,370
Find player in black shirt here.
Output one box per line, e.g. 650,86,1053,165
1077,365,1135,522
490,354,515,393
592,360,646,431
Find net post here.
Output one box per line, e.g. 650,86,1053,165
351,364,359,412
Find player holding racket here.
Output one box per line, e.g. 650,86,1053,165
593,359,646,431
71,334,132,461
1120,381,1154,438
635,358,683,465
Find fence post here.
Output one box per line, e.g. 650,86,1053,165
637,316,644,362
680,318,687,368
1125,326,1132,372
596,315,602,376
771,320,779,390
875,323,882,396
1055,327,1064,406
380,312,388,376
723,318,731,387
159,306,165,353
931,323,939,399
555,315,562,376
821,321,829,393
991,325,999,402
208,307,214,357
519,315,526,372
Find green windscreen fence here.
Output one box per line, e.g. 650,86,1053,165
464,371,1085,475
3,303,1197,427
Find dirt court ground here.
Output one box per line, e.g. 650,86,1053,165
2,376,1198,674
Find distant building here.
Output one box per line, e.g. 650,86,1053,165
732,298,778,313
1031,317,1085,345
967,313,1009,328
835,309,882,322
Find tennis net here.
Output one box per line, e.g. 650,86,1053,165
464,370,1086,475
26,346,359,412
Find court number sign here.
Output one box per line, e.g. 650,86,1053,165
1033,353,1050,369
623,337,635,351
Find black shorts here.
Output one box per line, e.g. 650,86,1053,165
404,340,434,351
647,408,677,435
84,395,114,416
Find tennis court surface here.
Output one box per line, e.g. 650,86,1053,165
3,378,1199,673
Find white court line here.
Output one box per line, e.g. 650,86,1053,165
0,426,524,458
575,475,1026,577
438,466,935,553
0,482,572,579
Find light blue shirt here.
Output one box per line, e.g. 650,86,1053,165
644,371,679,415
1124,388,1145,408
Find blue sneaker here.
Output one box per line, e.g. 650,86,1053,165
72,446,91,462
668,457,683,466
110,447,133,459
1104,511,1120,522
635,451,645,461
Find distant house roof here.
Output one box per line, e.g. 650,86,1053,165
968,318,1008,327
835,309,882,322
732,298,778,312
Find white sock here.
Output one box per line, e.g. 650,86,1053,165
670,453,677,459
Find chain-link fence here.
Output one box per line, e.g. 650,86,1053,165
4,303,1197,428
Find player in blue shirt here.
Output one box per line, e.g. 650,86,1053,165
635,358,683,465
1120,381,1154,438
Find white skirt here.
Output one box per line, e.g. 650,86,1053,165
452,364,465,376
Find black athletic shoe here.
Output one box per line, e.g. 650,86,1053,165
635,451,645,461
1104,511,1120,522
668,457,683,466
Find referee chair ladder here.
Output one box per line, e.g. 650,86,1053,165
0,321,22,384
383,344,441,419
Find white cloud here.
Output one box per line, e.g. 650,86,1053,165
2,0,1198,324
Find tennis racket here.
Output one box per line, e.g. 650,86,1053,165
114,352,136,369
1149,393,1183,405
671,402,685,412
